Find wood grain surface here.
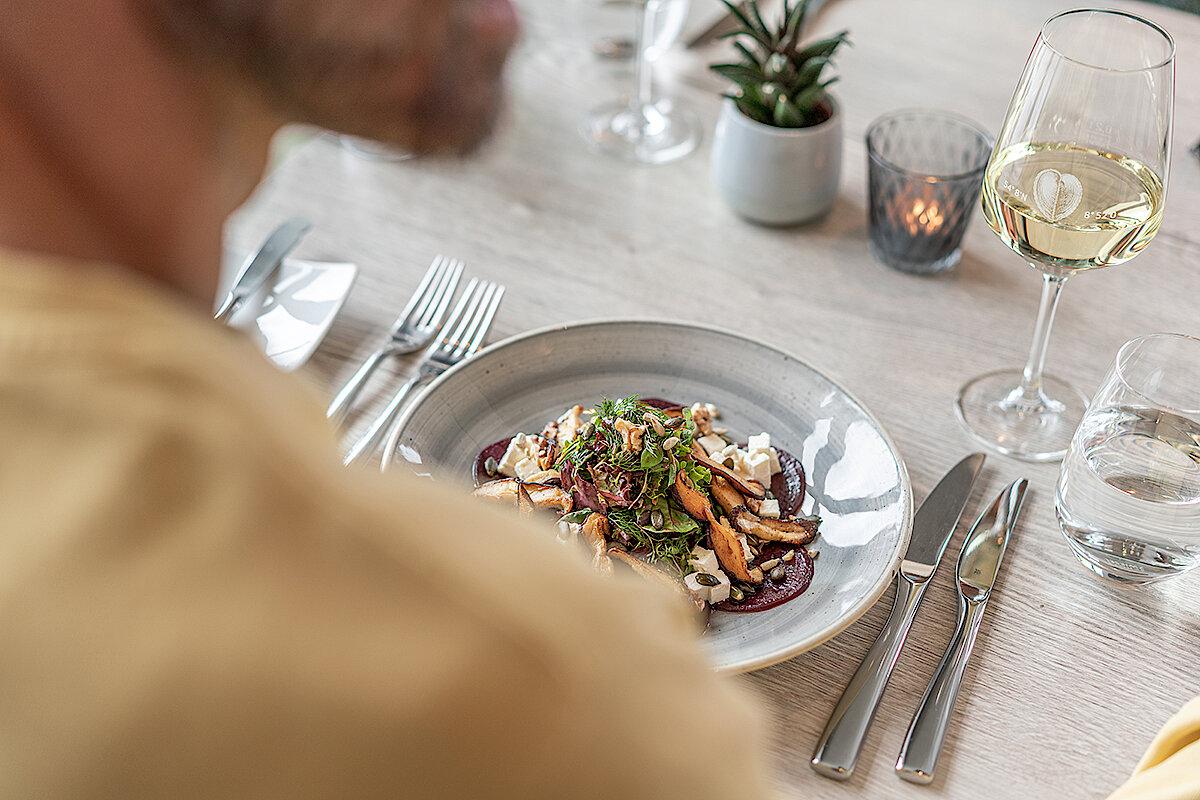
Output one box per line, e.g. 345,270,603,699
226,0,1200,796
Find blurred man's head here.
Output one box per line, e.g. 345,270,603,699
133,0,520,155
0,0,518,301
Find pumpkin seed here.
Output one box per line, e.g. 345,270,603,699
729,586,745,602
650,509,664,528
484,456,499,476
695,572,721,587
769,565,787,581
661,436,680,451
664,415,685,429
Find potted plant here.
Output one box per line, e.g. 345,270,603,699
709,0,849,225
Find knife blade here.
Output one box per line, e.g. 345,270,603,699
810,452,985,781
214,217,311,323
895,478,1028,785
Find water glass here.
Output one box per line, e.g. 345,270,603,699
1056,333,1200,584
865,110,992,274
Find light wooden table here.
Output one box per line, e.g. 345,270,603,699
227,0,1200,796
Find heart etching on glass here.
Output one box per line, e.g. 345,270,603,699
1033,168,1083,223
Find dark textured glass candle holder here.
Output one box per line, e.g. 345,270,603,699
866,110,992,274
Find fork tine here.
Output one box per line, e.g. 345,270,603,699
454,282,504,359
441,279,487,355
432,277,479,351
389,255,445,334
415,258,463,330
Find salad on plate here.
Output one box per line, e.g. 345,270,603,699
471,395,822,620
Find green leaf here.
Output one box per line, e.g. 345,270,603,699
718,0,773,49
731,40,764,68
639,445,664,470
794,31,850,64
773,96,806,127
710,63,768,87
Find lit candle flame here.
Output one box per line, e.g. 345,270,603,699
902,184,946,235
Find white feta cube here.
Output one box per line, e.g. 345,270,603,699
683,547,731,604
697,434,728,455
497,432,536,477
737,534,755,563
514,456,542,482
746,432,771,453
746,433,781,475
758,498,781,519
742,450,773,486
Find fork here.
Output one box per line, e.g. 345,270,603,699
326,255,464,426
342,277,505,467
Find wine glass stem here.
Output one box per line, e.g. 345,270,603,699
632,1,656,122
1009,270,1069,411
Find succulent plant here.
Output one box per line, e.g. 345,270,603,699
710,0,849,128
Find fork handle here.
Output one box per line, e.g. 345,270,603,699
326,348,388,425
895,594,987,784
342,374,424,466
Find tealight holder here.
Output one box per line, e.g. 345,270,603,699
865,110,992,274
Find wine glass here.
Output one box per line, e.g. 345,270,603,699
955,8,1174,462
580,0,699,164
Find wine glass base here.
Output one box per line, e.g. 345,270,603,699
954,369,1090,462
580,99,700,164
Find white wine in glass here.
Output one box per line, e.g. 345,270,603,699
955,8,1174,462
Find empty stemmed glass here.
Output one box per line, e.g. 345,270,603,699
580,0,699,163
955,8,1174,461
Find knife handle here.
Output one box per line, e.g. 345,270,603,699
895,595,987,784
811,573,929,780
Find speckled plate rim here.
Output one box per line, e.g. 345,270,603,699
384,318,913,673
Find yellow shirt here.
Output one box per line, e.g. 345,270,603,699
0,249,777,799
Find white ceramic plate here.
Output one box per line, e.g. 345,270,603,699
387,320,912,673
225,258,357,371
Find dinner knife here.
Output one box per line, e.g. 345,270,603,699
895,478,1028,785
213,217,311,323
810,452,985,781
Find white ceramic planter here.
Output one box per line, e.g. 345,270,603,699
710,97,843,226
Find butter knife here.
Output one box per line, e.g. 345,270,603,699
895,478,1028,785
214,217,311,323
811,452,986,781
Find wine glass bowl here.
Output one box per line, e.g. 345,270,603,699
955,8,1174,462
580,0,699,164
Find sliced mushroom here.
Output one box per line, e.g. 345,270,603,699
708,515,764,584
672,470,712,520
580,513,613,575
608,549,705,616
728,506,819,545
690,451,767,500
472,479,573,514
671,472,762,584
516,483,536,518
708,475,746,516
